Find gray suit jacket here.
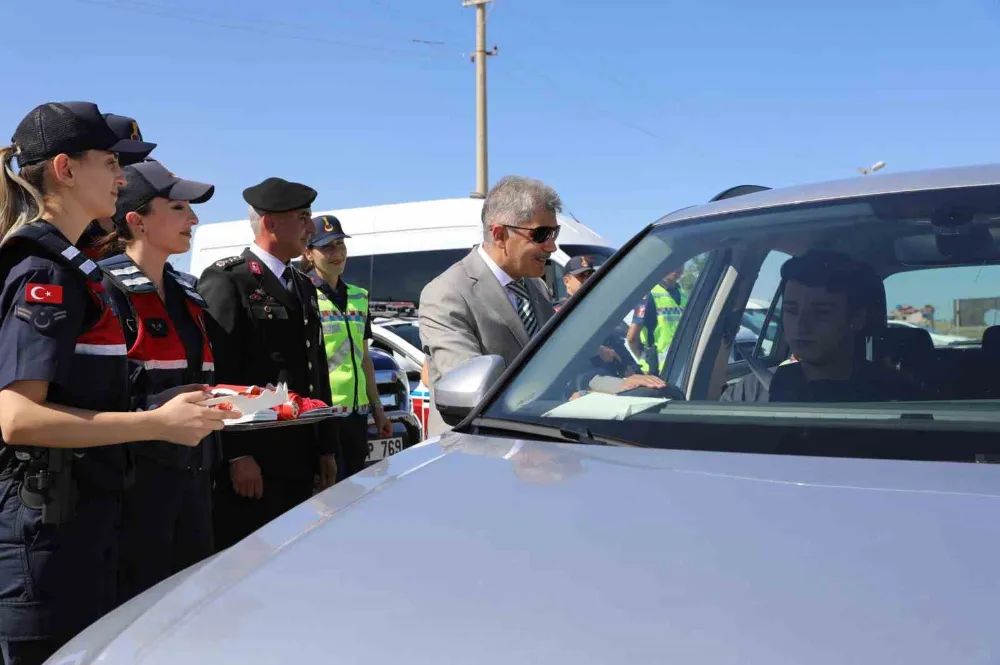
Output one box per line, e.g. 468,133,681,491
419,247,554,391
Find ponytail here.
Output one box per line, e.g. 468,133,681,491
93,228,126,259
0,146,46,243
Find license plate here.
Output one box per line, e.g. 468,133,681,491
367,437,404,462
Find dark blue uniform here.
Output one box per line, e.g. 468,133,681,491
0,222,132,664
100,254,219,605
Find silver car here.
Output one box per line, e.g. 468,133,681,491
48,165,1000,664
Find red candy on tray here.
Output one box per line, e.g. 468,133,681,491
206,384,328,420
274,394,328,420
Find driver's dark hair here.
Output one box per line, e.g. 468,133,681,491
780,250,870,313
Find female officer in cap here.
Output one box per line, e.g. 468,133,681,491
95,159,220,603
0,102,229,665
304,215,392,478
78,114,154,260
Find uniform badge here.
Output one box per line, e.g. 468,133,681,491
250,288,267,302
323,217,334,232
25,283,63,304
249,260,262,276
130,120,142,142
146,318,169,337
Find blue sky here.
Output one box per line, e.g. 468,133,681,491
3,0,1000,315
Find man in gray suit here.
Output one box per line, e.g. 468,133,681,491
419,175,560,392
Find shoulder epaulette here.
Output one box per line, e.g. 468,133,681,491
213,255,245,270
165,265,209,307
98,254,157,294
4,222,103,282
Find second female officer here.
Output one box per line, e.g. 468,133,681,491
96,159,220,603
304,215,392,479
0,101,228,665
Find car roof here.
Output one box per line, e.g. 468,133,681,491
656,163,1000,225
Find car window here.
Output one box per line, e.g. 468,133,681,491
884,265,1000,346
545,259,566,302
559,244,616,261
729,250,792,365
479,186,1000,451
343,249,467,304
384,322,422,351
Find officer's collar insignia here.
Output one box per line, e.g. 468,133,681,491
323,217,334,232
214,256,245,270
249,260,262,276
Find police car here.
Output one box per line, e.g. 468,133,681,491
365,301,425,465
367,301,436,439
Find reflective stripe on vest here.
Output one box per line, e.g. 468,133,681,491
638,285,688,371
317,283,369,413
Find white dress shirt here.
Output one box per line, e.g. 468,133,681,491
248,243,291,286
477,244,520,311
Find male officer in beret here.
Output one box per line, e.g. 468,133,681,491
198,177,340,549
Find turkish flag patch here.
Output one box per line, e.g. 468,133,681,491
25,283,64,304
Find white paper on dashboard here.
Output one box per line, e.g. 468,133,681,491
202,383,290,422
542,391,668,420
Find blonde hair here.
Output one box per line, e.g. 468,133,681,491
0,145,46,243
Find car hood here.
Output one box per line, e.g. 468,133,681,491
50,433,999,665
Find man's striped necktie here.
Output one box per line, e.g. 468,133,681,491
507,279,539,337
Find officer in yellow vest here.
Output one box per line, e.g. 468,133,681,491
304,215,393,480
626,266,688,375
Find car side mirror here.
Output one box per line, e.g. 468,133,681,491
434,355,506,426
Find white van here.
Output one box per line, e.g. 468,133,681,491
189,197,615,304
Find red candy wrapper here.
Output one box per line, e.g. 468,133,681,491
207,384,328,421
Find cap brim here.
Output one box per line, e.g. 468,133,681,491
110,138,158,164
308,231,351,248
166,179,215,204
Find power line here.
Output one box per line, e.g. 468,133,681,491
73,0,465,65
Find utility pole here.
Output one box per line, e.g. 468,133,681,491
463,0,496,198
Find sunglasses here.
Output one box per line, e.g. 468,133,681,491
502,224,561,244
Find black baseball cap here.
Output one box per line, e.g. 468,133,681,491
11,102,157,169
565,254,604,276
308,215,351,248
113,159,214,226
102,113,155,165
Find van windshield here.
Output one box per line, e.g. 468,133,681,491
342,249,467,304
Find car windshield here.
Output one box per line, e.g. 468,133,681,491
385,322,422,350
481,183,1000,455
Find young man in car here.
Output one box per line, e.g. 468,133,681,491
721,251,925,403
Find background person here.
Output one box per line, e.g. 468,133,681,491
626,267,687,375
303,215,392,480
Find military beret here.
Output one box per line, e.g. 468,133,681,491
243,177,318,213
